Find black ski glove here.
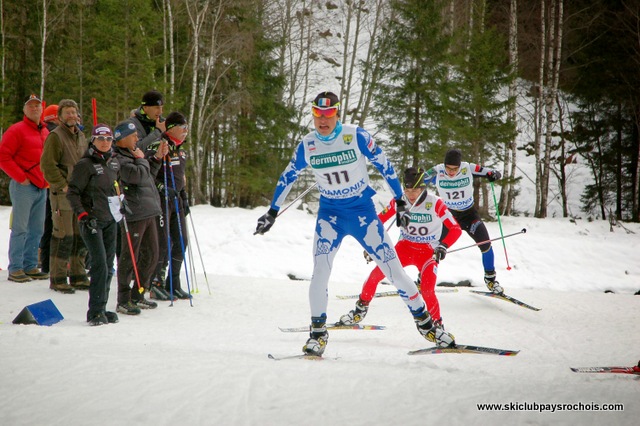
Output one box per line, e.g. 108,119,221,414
79,215,98,235
396,198,411,228
255,208,278,235
433,244,448,262
158,183,178,199
181,191,190,216
487,170,502,182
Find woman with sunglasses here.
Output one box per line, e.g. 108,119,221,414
67,124,121,326
255,91,456,356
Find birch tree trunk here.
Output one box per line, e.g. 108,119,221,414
40,0,48,98
540,0,563,218
355,0,389,127
343,2,363,124
502,0,519,216
185,0,210,203
534,0,546,217
339,0,353,121
165,0,175,103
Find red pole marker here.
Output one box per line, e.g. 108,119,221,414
92,98,97,126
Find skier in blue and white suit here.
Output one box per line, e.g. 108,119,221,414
255,91,455,356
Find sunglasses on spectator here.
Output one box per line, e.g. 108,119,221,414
94,136,113,142
312,106,338,118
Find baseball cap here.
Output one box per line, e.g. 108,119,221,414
24,94,42,106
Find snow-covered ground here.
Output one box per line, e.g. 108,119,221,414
0,201,638,425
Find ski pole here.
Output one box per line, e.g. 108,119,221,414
448,228,526,254
253,182,318,235
188,213,211,295
114,181,143,294
162,157,175,306
276,182,318,217
167,155,193,306
491,181,511,270
186,235,199,294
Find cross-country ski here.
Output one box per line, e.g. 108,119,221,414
336,287,457,300
278,323,386,333
408,344,520,356
267,353,326,361
570,365,640,376
470,290,541,311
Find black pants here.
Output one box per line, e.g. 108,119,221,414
116,217,159,304
452,207,491,251
80,219,117,320
156,196,189,292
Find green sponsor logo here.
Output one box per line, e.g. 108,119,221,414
310,149,357,169
410,213,432,223
439,177,470,189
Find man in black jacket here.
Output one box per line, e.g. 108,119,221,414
145,112,191,300
130,90,166,151
112,121,167,315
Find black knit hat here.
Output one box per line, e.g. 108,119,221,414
403,167,426,189
141,90,164,106
444,149,462,167
165,111,187,130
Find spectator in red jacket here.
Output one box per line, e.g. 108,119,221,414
0,94,50,282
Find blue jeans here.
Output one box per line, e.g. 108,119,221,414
8,180,46,273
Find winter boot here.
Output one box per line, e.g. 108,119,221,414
132,291,158,309
116,301,141,315
105,311,119,323
150,285,172,301
170,287,191,300
484,271,504,294
24,268,49,280
50,282,75,294
150,274,172,300
303,317,329,356
339,298,369,325
8,270,32,283
88,311,108,326
414,311,455,347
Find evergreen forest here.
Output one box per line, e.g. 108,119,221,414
0,0,638,222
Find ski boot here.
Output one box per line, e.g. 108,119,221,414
484,271,504,294
303,316,329,356
414,311,455,347
339,298,369,325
